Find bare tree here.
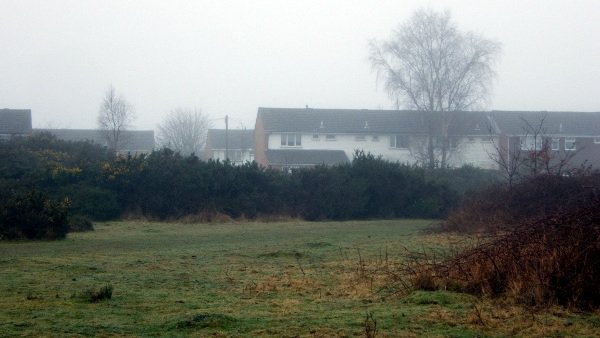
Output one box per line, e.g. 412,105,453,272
487,114,579,185
370,8,501,168
97,85,135,152
156,107,211,156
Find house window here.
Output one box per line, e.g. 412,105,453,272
232,150,243,161
281,133,302,147
551,138,560,151
594,137,600,144
355,135,366,141
467,136,476,142
372,136,380,142
390,135,410,149
312,134,319,141
325,134,336,141
565,137,576,151
520,136,542,151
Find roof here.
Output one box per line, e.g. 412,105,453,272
266,149,349,166
257,107,600,136
257,107,492,136
206,129,254,150
0,109,32,134
491,111,600,136
34,129,155,151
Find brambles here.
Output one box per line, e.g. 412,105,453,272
443,174,600,233
395,173,600,309
363,312,378,338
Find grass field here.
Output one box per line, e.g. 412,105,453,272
1,220,599,337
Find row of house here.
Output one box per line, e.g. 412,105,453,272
5,107,600,171
0,108,154,153
206,107,600,171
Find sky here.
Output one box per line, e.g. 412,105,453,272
2,0,600,131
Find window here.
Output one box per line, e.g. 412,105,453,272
281,133,301,147
325,134,336,141
520,136,542,151
551,138,560,151
312,134,319,141
390,135,410,149
565,137,576,151
232,150,243,161
594,137,600,144
372,136,380,142
355,135,366,141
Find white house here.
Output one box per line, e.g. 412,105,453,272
254,107,499,170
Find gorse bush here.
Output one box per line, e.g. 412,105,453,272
290,153,461,220
0,190,70,240
68,215,94,232
110,151,467,220
1,135,500,228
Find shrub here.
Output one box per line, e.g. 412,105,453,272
443,174,600,233
399,173,600,309
69,215,94,232
0,190,70,240
61,185,120,221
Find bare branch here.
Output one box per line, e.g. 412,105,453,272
97,85,135,153
156,107,211,156
370,8,501,168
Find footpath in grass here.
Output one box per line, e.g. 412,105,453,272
0,220,599,337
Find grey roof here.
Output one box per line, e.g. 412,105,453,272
491,111,600,136
0,109,32,134
206,129,254,150
34,129,155,151
258,107,600,136
257,107,492,136
266,149,349,166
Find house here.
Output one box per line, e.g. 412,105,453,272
491,111,600,171
254,107,600,171
254,107,497,169
34,129,155,155
204,129,255,165
0,109,32,139
1,108,154,153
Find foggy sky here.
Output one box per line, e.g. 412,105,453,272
2,0,599,131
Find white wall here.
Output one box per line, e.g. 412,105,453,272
212,149,254,164
268,133,499,169
268,132,414,163
449,137,499,169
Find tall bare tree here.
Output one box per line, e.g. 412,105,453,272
97,85,135,152
370,8,501,168
157,107,211,156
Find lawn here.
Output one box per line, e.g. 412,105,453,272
1,220,598,337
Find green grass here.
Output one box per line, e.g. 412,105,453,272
0,219,598,337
